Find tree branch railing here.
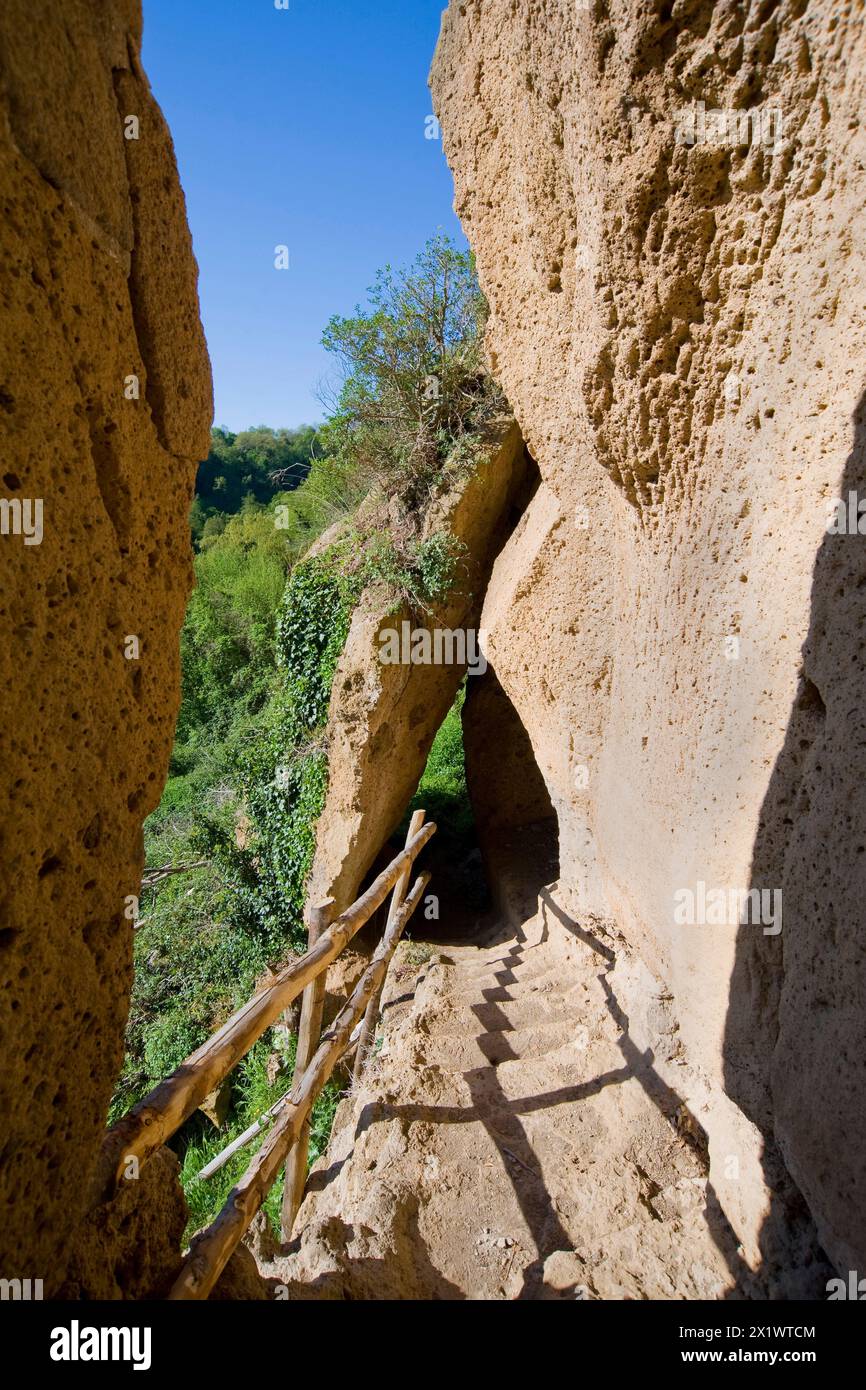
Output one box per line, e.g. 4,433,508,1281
97,813,436,1298
169,868,430,1300
192,1018,366,1186
352,808,426,1088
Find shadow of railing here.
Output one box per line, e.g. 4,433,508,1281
539,889,753,1294
327,893,754,1297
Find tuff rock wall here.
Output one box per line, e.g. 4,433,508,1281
307,422,530,917
0,0,211,1289
431,0,866,1280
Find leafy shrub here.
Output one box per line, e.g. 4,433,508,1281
320,234,505,508
196,551,356,951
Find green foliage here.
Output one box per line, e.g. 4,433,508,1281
196,551,356,952
320,234,504,507
175,473,365,763
405,531,467,609
319,526,466,617
176,502,290,750
110,798,273,1121
117,530,362,1119
180,1039,342,1238
277,557,358,730
118,234,502,1222
406,683,488,913
192,425,319,544
409,683,473,841
274,451,369,550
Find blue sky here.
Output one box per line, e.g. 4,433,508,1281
142,0,463,433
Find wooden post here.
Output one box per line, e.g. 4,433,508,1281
196,1023,363,1185
98,820,435,1197
168,872,430,1301
281,898,333,1240
353,810,426,1089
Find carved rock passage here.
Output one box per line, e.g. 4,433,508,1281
307,422,531,918
431,1,866,1279
0,1,211,1287
269,892,767,1300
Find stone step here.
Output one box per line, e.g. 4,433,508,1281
409,1019,588,1070
431,956,571,997
444,940,553,975
415,994,587,1037
402,1034,610,1096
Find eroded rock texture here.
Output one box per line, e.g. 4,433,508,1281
0,1,211,1289
431,0,866,1280
308,422,531,916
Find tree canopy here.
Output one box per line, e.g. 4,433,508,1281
191,425,319,544
319,234,502,506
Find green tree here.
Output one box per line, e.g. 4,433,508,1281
192,425,319,543
320,234,503,506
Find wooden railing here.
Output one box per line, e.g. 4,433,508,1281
99,813,436,1300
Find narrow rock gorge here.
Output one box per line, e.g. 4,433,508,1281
1,0,864,1311
271,0,866,1297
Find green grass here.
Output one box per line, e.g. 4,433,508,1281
408,683,472,839
179,1038,342,1240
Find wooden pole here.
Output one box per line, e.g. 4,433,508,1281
98,821,435,1197
195,1023,363,1185
195,1101,280,1184
168,872,430,1301
353,809,426,1089
281,900,332,1239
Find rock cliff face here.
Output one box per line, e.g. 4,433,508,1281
307,422,531,917
431,0,866,1279
0,1,211,1288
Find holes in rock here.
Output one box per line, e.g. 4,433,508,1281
82,815,102,850
796,675,826,718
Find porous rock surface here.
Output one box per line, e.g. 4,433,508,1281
430,0,866,1278
307,422,531,917
0,0,211,1290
